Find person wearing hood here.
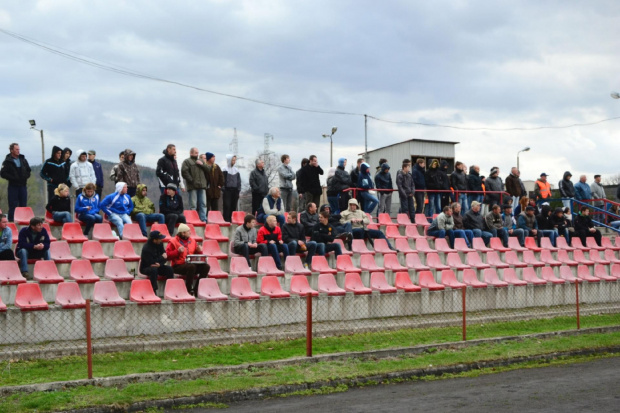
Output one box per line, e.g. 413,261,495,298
574,175,592,202
1,143,31,222
159,183,187,236
75,183,102,236
181,147,208,222
131,184,165,237
203,152,225,213
590,175,605,221
302,155,324,206
100,182,134,238
574,205,602,247
411,158,426,214
438,160,453,209
450,161,469,213
249,158,269,215
536,204,558,247
467,165,483,208
277,154,296,212
87,150,104,197
328,158,352,213
340,198,397,251
46,183,73,224
551,207,571,243
69,149,97,196
558,171,575,209
357,162,379,214
116,149,140,197
396,159,415,222
484,167,504,211
424,159,442,216
374,162,393,217
62,148,73,187
156,144,182,194
222,154,241,222
40,145,67,202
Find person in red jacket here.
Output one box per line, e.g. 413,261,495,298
257,215,289,270
165,223,210,295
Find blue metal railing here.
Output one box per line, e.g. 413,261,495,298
537,198,620,234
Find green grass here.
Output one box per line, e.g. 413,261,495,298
0,332,619,413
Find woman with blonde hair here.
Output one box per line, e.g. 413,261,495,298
46,183,73,223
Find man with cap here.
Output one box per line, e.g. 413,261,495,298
181,148,208,222
100,182,134,239
140,230,174,294
87,150,104,197
558,171,575,209
590,175,606,222
166,223,210,295
534,173,552,202
483,167,504,211
159,183,187,236
331,157,352,213
203,152,224,213
278,154,295,212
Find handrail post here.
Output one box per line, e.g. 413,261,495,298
85,299,93,379
306,293,312,357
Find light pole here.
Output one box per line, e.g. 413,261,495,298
322,126,337,167
517,146,530,171
29,119,47,202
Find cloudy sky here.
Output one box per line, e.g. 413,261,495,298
1,0,619,184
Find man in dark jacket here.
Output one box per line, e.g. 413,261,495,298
296,158,309,212
350,158,365,211
156,144,181,194
159,183,187,235
450,161,468,213
505,167,524,207
249,158,269,215
62,148,73,187
484,167,504,210
558,171,575,209
574,206,602,246
300,202,319,236
87,150,104,198
412,158,426,214
329,157,352,213
139,230,174,293
16,217,51,278
40,145,66,202
467,165,483,207
282,211,319,267
463,201,492,245
302,155,324,206
311,211,342,257
1,143,31,222
374,163,393,217
396,159,415,221
117,149,140,197
425,159,442,216
204,152,225,213
439,160,453,209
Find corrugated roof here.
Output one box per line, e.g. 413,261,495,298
360,138,460,155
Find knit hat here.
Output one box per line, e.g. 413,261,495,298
338,158,346,168
166,183,177,191
177,223,190,234
205,152,215,161
490,167,499,176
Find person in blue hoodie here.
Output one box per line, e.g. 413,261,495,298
357,162,378,214
75,182,103,236
100,182,134,238
374,163,393,217
412,158,427,214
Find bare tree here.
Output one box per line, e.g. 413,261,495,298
603,173,620,186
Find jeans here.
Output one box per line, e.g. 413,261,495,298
400,196,415,222
7,185,27,222
164,214,186,236
457,193,469,214
562,199,572,211
234,243,268,267
141,264,174,293
540,229,557,247
287,240,318,265
16,248,51,273
317,242,342,257
134,213,166,237
471,229,493,245
468,194,484,208
453,229,474,247
378,192,392,216
333,222,352,235
188,189,207,222
427,228,456,248
359,191,379,214
489,228,509,247
78,212,103,235
108,213,132,238
53,211,73,224
280,188,293,212
328,195,340,214
414,192,425,214
264,242,289,269
508,228,526,246
427,193,442,216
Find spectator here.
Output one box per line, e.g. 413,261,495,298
69,149,97,197
249,158,269,215
330,157,352,213
484,167,504,209
0,214,15,260
451,202,474,248
40,145,67,202
517,205,543,244
427,206,456,248
467,165,483,208
139,230,174,294
109,151,125,183
62,148,73,186
257,215,289,270
376,158,387,173
590,175,606,221
156,144,182,194
574,206,602,247
100,182,134,239
131,184,165,237
463,201,492,245
340,198,396,251
396,159,415,222
319,204,353,240
558,171,575,208
439,160,453,208
607,203,620,228
296,158,310,212
181,148,208,222
75,183,103,236
159,183,186,236
513,196,529,217
233,214,267,267
166,223,210,296
16,217,51,278
505,167,524,208
574,175,592,202
485,204,509,247
204,152,224,213
551,207,571,243
278,154,295,212
501,204,525,247
424,159,442,216
536,204,558,246
257,187,286,226
222,154,241,222
326,167,338,213
450,161,468,213
350,157,366,211
300,202,319,237
411,158,426,214
357,162,379,214
1,143,31,222
116,149,140,197
374,163,393,217
302,155,324,206
311,210,343,257
87,150,104,197
46,184,73,224
282,211,319,268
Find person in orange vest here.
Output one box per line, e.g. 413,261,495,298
534,173,552,201
165,223,210,296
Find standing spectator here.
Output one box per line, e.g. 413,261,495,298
87,150,104,198
326,167,339,213
463,201,492,245
484,167,504,210
278,154,295,212
16,217,51,278
116,149,140,197
439,160,453,208
100,182,134,239
166,223,210,295
311,211,343,257
1,143,31,222
222,154,241,222
159,183,187,236
69,149,97,196
300,202,319,237
303,155,324,207
590,174,606,221
62,148,73,187
296,158,310,212
256,187,286,226
505,167,524,207
46,184,73,224
574,175,592,202
233,214,267,267
424,159,442,216
558,171,575,209
0,214,15,260
412,158,426,214
374,163,393,217
357,162,379,214
485,204,509,247
109,151,125,183
451,202,474,248
249,159,269,215
204,152,224,213
139,230,174,295
40,146,67,202
282,211,319,268
574,206,602,246
156,144,182,194
131,184,165,237
75,183,103,236
331,157,352,213
534,173,552,202
450,161,469,213
257,215,289,270
467,165,483,208
181,148,208,222
427,206,456,248
396,159,415,222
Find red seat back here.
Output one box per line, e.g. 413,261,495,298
463,269,487,288
204,224,228,241
183,210,205,226
290,275,318,296
336,255,360,272
14,207,35,225
230,277,260,300
33,260,63,284
93,281,126,306
15,283,48,311
558,265,577,282
489,238,509,252
61,223,88,243
440,270,466,288
104,259,133,281
113,240,140,261
55,282,86,309
522,267,546,284
121,223,147,242
164,279,196,302
311,256,336,274
503,268,527,285
360,254,383,271
257,256,284,276
418,271,444,290
383,253,405,270
50,241,77,262
317,273,346,296
196,278,228,301
352,239,373,254
231,211,246,225
405,253,428,270
415,214,430,226
394,272,421,292
82,240,108,261
208,211,230,226
230,257,257,277
206,257,228,278
373,238,395,254
92,223,117,242
260,276,290,298
130,279,162,304
482,268,508,287
370,272,397,293
0,260,27,284
344,273,372,294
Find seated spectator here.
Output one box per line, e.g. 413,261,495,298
46,183,73,224
463,201,492,245
517,205,543,244
374,163,393,217
427,206,456,248
311,211,343,257
233,214,267,267
357,162,379,214
100,182,134,239
75,183,103,236
551,207,571,243
485,204,509,247
139,230,174,294
501,204,525,247
256,187,285,226
574,206,602,247
131,184,165,237
282,211,319,268
300,202,319,237
451,202,474,248
513,196,528,217
16,217,51,278
257,215,289,270
340,198,397,251
0,214,15,261
319,204,352,241
607,203,620,228
159,183,187,236
166,223,210,295
536,204,558,246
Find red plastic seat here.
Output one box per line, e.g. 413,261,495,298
576,265,599,282
260,276,290,298
585,237,604,251
383,254,407,271
540,267,565,284
557,249,578,266
185,223,203,244
15,283,48,311
93,281,126,306
373,238,397,255
405,253,430,271
130,279,162,304
570,238,589,251
55,282,86,309
556,237,575,251
231,211,246,225
394,272,421,292
202,240,228,260
610,264,620,279
40,224,57,242
257,256,285,276
197,278,228,301
69,260,100,283
370,272,397,293
440,270,466,289
524,237,542,252
121,223,148,243
504,251,527,268
204,224,229,242
485,251,509,269
45,210,63,226
593,265,616,281
604,249,620,264
446,253,470,271
81,240,109,263
284,255,312,276
7,223,18,244
360,254,384,272
14,207,35,225
539,250,561,267
290,275,318,297
61,223,88,243
540,237,559,252
396,214,412,226
395,238,416,254
522,267,547,285
472,238,493,252
482,268,508,287
207,211,231,226
311,255,337,274
150,223,173,242
103,259,134,282
418,271,445,290
522,250,544,268
318,273,346,296
405,225,425,240
466,252,491,269
333,239,353,256
502,268,527,286
352,239,375,255
378,213,397,227
50,241,77,263
507,237,528,252
414,238,436,254
183,210,206,227
203,257,227,279
229,277,259,300
415,214,430,227
558,265,578,283
0,295,6,312
453,238,474,252
489,238,510,252
113,240,141,262
0,261,27,285
434,238,456,253
573,250,594,266
164,278,196,302
336,255,361,274
91,223,117,242
601,237,620,251
229,257,257,277
588,250,610,265
425,253,449,270
33,260,64,284
462,269,487,288
385,225,407,240
365,212,376,224
344,273,372,295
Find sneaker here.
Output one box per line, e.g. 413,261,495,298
21,271,30,279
